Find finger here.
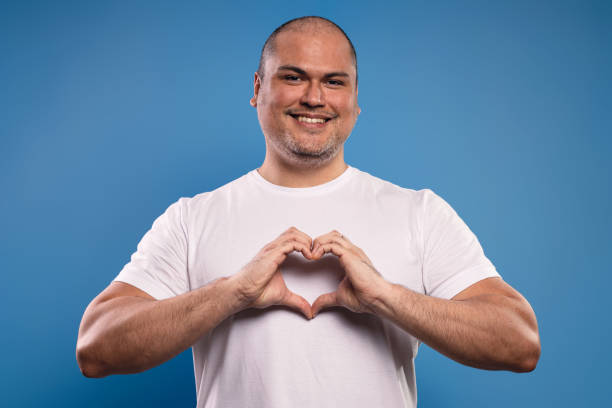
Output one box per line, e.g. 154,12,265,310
312,241,347,259
263,239,312,266
277,233,312,252
311,230,335,252
281,290,313,320
280,227,313,250
277,230,313,257
312,291,338,317
313,230,351,254
338,233,353,244
277,239,313,261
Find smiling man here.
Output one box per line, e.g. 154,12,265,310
76,16,540,408
253,18,360,179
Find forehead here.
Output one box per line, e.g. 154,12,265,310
267,28,356,76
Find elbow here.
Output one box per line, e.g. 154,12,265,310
77,357,102,379
76,340,107,378
79,364,103,379
511,332,541,373
517,342,541,373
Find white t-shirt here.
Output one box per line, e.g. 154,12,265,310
114,165,500,408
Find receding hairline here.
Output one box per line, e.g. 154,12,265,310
257,16,358,84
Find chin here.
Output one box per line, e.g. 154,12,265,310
267,128,344,166
285,144,341,167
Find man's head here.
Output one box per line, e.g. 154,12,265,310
250,16,361,169
256,17,358,86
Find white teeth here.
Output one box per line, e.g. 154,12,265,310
297,116,326,124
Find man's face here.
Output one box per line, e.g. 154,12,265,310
250,28,360,167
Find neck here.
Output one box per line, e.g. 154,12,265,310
257,151,349,188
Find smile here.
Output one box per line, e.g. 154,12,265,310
298,116,326,124
289,114,333,128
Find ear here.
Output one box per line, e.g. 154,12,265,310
356,85,361,115
250,72,261,107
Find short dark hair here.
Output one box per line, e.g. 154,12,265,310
256,16,358,85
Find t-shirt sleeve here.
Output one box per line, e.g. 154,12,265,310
421,189,500,299
113,197,189,300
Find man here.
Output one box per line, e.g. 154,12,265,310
76,16,540,408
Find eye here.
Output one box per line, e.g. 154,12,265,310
327,79,344,86
284,75,300,82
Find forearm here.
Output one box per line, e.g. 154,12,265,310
77,276,247,377
372,282,540,372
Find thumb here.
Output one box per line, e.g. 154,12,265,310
311,291,338,318
280,289,313,320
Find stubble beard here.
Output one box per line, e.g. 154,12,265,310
273,128,345,168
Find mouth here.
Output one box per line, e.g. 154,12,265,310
288,113,334,128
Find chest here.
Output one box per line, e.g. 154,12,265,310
186,195,424,298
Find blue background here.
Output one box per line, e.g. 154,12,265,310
2,0,610,406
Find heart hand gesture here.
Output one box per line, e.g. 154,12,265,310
231,227,314,319
310,230,391,317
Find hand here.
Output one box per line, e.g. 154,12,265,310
231,227,314,319
310,230,391,317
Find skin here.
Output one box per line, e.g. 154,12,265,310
307,230,541,372
76,21,540,379
251,26,360,187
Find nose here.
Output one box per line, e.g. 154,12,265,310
300,81,324,108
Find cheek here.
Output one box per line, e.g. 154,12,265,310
330,93,357,112
265,84,300,104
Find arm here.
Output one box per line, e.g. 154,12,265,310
76,278,245,378
309,231,541,373
76,227,314,378
372,276,541,372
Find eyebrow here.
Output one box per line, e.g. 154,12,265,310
277,65,350,78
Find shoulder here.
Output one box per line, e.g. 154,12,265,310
168,171,254,227
178,171,251,208
350,166,436,207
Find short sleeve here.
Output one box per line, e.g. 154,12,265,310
421,189,500,299
113,197,189,300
